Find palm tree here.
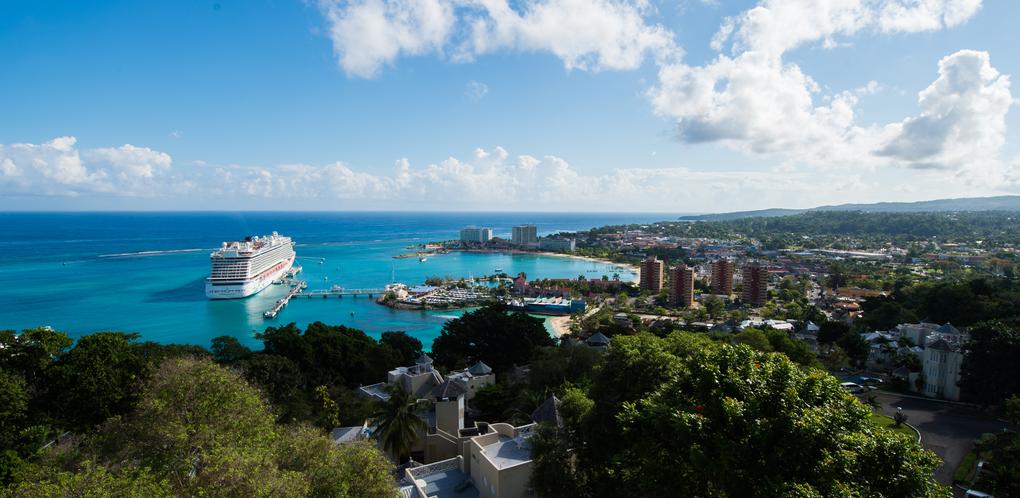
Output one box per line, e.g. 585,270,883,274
371,384,430,463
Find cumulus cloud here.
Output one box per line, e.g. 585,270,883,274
648,0,1008,174
879,50,1012,169
0,137,175,197
205,145,833,210
318,0,678,78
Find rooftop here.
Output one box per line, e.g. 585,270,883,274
359,382,391,401
407,458,478,498
478,434,534,469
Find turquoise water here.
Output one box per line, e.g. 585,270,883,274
0,212,663,348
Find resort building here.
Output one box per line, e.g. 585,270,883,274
639,256,664,292
460,227,494,244
669,265,695,308
710,259,734,294
922,333,966,401
741,264,769,307
538,237,576,252
358,354,495,402
511,225,538,247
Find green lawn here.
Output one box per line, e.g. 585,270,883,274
954,450,979,485
869,412,918,439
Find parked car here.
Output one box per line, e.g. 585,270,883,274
840,382,865,394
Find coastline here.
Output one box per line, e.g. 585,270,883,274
548,315,573,337
532,251,640,283
456,248,639,283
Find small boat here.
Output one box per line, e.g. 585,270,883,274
419,256,427,262
494,268,504,273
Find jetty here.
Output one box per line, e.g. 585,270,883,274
262,281,389,320
262,280,307,319
300,287,386,298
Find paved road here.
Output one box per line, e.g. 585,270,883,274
871,392,1012,486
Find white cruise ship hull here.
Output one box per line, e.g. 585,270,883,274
206,255,294,299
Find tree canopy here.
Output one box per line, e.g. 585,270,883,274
430,303,555,372
532,332,947,498
5,357,396,498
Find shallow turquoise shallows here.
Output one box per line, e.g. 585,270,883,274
0,212,668,349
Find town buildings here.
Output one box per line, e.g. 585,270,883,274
741,264,769,307
538,237,576,252
511,225,538,247
669,265,695,307
710,259,734,294
460,226,494,244
639,256,664,292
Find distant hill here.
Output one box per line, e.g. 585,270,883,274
679,195,1020,221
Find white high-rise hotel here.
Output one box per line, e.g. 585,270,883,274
511,224,538,247
459,226,493,243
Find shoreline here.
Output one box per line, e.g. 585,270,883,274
548,315,573,337
456,248,639,283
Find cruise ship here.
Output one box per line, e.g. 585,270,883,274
205,232,296,299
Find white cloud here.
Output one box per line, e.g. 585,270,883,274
317,0,678,78
0,137,175,197
879,50,1012,169
464,79,489,100
2,139,1017,211
648,0,1006,174
85,144,172,179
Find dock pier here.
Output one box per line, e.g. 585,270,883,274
262,282,387,319
262,281,307,319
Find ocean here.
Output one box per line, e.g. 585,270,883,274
0,212,672,349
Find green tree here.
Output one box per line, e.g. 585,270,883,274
315,385,342,429
563,333,947,498
817,321,850,345
210,335,252,364
431,303,553,372
275,426,395,498
370,385,429,463
104,357,303,496
48,332,149,429
378,331,423,367
960,318,1020,405
703,295,725,319
732,329,773,352
6,462,173,498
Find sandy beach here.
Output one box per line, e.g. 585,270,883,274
532,251,640,283
548,315,573,337
456,248,639,283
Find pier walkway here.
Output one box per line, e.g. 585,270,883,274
300,288,387,298
262,282,388,319
262,281,308,319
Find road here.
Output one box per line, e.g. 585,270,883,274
871,392,1013,486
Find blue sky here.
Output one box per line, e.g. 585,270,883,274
0,0,1017,212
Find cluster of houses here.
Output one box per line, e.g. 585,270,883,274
339,345,607,498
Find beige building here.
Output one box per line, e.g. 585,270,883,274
469,423,536,498
360,356,552,498
359,354,495,403
921,328,967,401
